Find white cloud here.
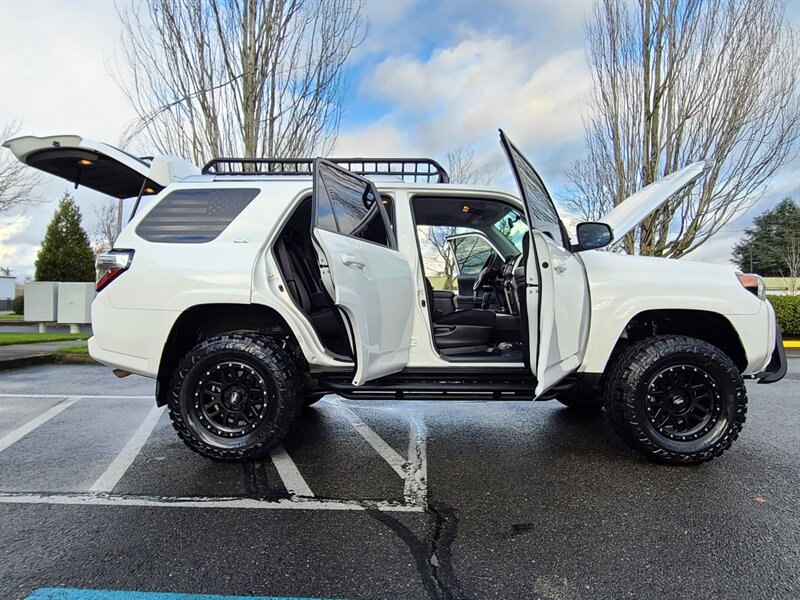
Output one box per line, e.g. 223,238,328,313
334,30,591,198
0,1,139,279
0,1,135,141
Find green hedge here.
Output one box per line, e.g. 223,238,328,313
12,295,23,315
768,295,800,337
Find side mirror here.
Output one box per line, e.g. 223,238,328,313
576,222,613,251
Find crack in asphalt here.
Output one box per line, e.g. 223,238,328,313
368,497,466,600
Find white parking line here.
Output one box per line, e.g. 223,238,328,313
270,444,315,497
0,491,424,512
0,396,81,454
89,405,165,493
327,398,407,478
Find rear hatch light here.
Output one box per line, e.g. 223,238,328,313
96,250,134,291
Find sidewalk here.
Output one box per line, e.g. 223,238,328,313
0,340,93,371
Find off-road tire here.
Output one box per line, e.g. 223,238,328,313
557,391,604,412
168,331,302,461
605,335,747,465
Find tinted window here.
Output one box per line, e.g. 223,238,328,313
452,235,494,275
501,134,567,248
136,188,258,243
315,161,394,247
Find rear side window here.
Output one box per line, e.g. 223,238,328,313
315,161,395,248
136,188,258,243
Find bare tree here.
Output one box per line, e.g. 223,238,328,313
0,122,41,214
92,199,120,254
566,0,800,257
115,0,366,163
420,147,495,289
779,234,800,295
445,146,496,186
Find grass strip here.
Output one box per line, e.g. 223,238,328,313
0,333,90,346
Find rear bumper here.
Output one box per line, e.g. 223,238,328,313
756,325,787,384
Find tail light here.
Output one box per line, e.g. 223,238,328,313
736,273,765,300
96,250,134,291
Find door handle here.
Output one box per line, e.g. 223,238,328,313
341,254,365,269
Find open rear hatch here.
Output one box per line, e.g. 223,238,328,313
3,135,175,199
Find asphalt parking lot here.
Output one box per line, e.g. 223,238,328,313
0,360,798,600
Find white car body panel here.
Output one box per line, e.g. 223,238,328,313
313,227,415,386
600,161,712,244
530,231,591,395
578,250,773,375
5,131,777,396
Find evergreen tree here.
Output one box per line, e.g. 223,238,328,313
732,199,800,276
35,192,95,282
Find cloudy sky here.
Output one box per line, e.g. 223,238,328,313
1,0,798,280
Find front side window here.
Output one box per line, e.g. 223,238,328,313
136,188,258,243
451,235,495,275
500,132,568,248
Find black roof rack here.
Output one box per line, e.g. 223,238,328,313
201,157,449,183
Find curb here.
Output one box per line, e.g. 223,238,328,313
783,340,800,349
0,353,98,371
0,354,56,372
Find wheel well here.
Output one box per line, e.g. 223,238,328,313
612,309,748,371
155,304,301,406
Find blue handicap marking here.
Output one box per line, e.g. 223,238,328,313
26,589,344,600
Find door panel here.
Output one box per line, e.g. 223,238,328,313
528,232,589,395
313,228,414,385
312,159,414,386
499,130,590,395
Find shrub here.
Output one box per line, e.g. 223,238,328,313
768,295,800,337
12,294,24,315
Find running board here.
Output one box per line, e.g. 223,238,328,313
319,369,538,401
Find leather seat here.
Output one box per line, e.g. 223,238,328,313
274,230,352,357
424,278,496,351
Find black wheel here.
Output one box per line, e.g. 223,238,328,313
605,335,747,465
557,390,604,412
168,332,302,461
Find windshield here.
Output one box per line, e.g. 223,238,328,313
492,208,527,253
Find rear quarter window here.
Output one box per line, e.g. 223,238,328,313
136,188,259,243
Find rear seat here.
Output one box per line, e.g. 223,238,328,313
273,229,352,357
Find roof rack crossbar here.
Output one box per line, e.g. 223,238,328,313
201,157,450,183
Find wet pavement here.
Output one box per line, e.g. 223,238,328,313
0,360,798,600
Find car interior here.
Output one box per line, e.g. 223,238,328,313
273,195,530,364
412,196,529,362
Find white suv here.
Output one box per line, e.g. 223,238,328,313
4,130,786,465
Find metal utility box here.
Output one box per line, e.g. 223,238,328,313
24,282,59,322
57,282,95,324
0,275,15,311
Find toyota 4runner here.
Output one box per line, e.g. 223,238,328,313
4,130,787,465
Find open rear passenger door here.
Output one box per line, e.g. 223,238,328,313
499,131,590,396
312,159,415,386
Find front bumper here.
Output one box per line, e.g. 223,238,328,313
756,324,787,384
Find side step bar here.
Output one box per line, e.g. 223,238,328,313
319,369,540,401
